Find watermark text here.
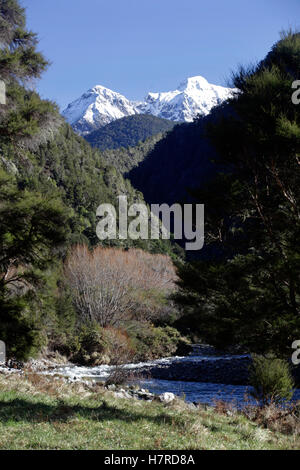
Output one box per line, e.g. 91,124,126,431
96,196,204,251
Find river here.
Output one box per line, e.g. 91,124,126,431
50,346,300,407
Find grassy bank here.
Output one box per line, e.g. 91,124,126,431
0,374,299,450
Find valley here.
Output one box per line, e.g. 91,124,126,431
0,0,299,451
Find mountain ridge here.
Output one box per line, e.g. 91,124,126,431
62,76,236,135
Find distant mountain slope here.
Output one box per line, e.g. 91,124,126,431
62,76,236,135
85,114,176,151
127,106,230,205
100,132,166,174
62,85,138,135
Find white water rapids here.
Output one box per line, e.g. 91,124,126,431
46,350,300,407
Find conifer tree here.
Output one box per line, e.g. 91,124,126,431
175,31,300,355
0,0,56,148
0,1,69,359
0,0,48,82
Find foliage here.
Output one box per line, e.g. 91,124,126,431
249,355,294,405
0,169,69,359
0,84,58,146
0,294,44,360
174,31,300,355
101,132,166,174
0,170,69,280
86,114,175,151
57,245,183,365
61,323,133,366
129,323,185,361
0,0,48,83
68,323,107,365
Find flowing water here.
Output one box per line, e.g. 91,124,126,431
50,347,300,407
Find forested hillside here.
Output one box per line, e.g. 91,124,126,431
127,111,224,204
85,114,175,151
89,93,233,206
100,132,166,174
174,31,300,356
0,0,183,362
31,123,143,245
85,106,226,205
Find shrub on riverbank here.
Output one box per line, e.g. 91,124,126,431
249,356,294,405
128,323,190,361
53,322,187,366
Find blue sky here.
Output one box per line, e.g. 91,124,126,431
21,0,299,110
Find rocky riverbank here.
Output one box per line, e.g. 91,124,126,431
1,344,299,387
0,361,187,407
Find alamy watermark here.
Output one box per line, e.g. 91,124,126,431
290,84,300,364
0,341,5,364
0,80,6,105
291,80,300,105
292,340,300,366
96,196,204,251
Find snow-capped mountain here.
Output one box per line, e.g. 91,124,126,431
138,76,234,122
62,85,139,135
63,76,235,136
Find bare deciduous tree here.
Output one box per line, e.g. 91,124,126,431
64,245,177,327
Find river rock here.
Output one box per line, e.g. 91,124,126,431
159,392,176,403
136,390,154,400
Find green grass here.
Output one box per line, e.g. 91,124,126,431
0,374,299,450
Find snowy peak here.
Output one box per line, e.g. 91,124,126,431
177,75,210,91
63,76,236,135
62,85,139,135
139,76,235,122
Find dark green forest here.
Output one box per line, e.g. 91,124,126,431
86,114,175,151
127,115,220,204
173,31,300,356
101,131,167,174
